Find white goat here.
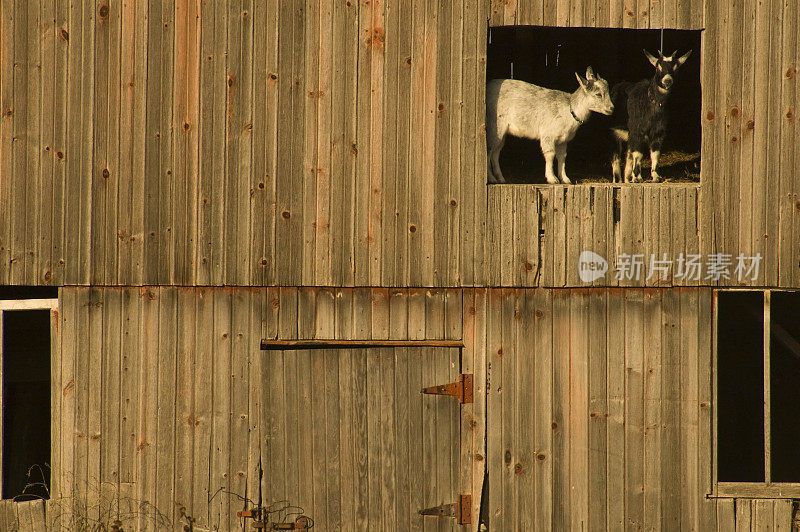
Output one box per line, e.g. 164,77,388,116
486,67,614,184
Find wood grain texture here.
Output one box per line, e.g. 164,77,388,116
485,287,718,531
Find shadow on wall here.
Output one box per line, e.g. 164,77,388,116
487,26,702,184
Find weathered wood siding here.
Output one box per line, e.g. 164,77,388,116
0,497,792,532
484,287,797,531
0,0,489,287
0,0,796,288
49,286,478,530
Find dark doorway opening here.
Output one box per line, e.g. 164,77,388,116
716,291,765,482
487,26,702,184
2,310,51,500
769,291,800,482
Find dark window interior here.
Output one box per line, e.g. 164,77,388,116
487,26,702,184
716,291,764,482
0,287,57,300
2,310,51,500
769,291,800,482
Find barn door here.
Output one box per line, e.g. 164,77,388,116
259,345,470,530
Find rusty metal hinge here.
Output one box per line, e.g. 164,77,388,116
421,373,473,403
419,494,472,525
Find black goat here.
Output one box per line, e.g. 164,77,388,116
609,49,692,182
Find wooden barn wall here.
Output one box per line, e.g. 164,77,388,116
47,286,481,530
487,184,702,287
484,287,797,530
0,0,489,288
0,0,797,289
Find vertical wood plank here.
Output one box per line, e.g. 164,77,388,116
100,289,122,518
464,289,486,527
245,289,264,514
21,0,41,284
587,289,608,528
778,0,796,286
38,0,56,286
262,288,287,510
174,0,200,285
85,288,103,521
715,498,736,531
314,0,333,286
58,289,78,515
699,0,718,263
136,287,159,530
249,0,277,285
697,289,716,532
223,0,253,286
644,290,664,528
228,289,250,529
174,289,197,519
351,290,371,530
118,288,140,505
551,290,571,530
569,290,589,531
460,0,477,286
486,289,504,529
300,0,319,286
624,289,645,529
0,0,13,284
154,288,177,527
500,290,516,528
50,294,63,503
534,289,553,532
196,0,217,285
432,0,451,288
275,1,303,285
209,290,232,528
680,289,700,531
191,288,213,527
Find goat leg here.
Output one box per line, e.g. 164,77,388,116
611,151,622,183
542,150,559,184
650,148,661,182
488,137,507,183
555,142,571,184
623,149,634,183
631,151,644,182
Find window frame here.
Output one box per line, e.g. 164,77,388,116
0,298,59,500
711,288,800,499
484,26,705,188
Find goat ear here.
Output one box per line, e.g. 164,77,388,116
585,66,596,81
575,72,587,89
674,49,692,69
643,49,659,66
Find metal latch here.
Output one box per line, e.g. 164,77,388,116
419,494,472,525
236,511,310,530
421,373,473,403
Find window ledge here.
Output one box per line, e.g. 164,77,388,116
710,482,800,499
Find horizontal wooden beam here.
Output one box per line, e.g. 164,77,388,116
0,299,58,311
260,339,463,350
711,482,800,499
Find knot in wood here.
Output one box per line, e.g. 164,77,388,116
98,4,109,18
281,210,291,220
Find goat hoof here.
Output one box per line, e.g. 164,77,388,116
651,173,661,183
561,176,572,184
